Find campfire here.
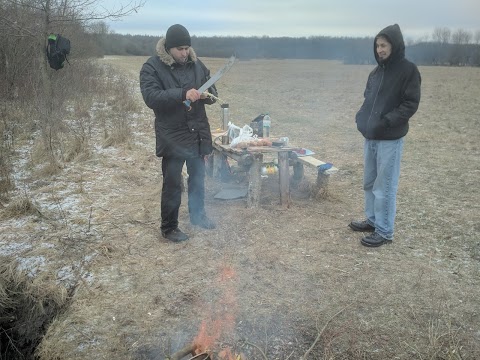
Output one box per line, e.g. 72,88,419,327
169,266,242,360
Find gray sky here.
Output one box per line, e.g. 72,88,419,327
102,0,479,40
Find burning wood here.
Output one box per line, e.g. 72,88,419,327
168,343,213,360
169,344,245,360
168,343,197,360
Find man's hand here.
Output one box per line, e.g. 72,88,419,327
186,88,201,103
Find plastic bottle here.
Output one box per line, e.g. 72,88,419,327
261,163,278,175
262,113,271,138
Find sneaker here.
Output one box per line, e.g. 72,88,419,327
161,228,189,242
191,215,216,229
348,220,375,232
361,232,392,247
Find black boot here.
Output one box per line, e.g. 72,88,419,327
162,228,189,242
361,232,392,247
191,215,216,229
348,220,375,232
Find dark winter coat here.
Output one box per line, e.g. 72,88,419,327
140,38,217,158
356,24,421,140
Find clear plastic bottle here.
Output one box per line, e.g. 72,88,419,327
262,113,271,138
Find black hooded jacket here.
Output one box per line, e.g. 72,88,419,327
140,38,217,158
355,24,421,140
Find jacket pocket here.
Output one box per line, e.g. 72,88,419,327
199,138,213,156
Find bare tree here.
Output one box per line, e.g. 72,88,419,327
440,27,451,44
452,28,472,44
432,27,451,44
449,28,474,66
474,29,480,44
432,27,442,43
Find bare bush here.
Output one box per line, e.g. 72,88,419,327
0,152,13,201
1,195,40,219
0,116,14,199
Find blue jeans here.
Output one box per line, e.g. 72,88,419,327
363,138,404,240
161,155,206,232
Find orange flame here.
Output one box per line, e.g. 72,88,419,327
194,265,239,359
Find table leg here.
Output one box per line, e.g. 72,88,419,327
247,153,263,207
213,149,226,179
278,151,290,208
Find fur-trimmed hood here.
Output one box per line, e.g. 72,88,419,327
156,37,198,66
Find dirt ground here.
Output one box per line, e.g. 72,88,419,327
1,57,479,359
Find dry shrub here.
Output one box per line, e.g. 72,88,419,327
102,114,131,148
62,105,92,163
66,100,94,161
0,103,36,199
104,66,140,114
1,196,40,219
1,102,37,146
27,60,104,167
63,135,90,163
99,69,140,148
25,61,138,171
28,128,66,176
0,152,14,200
0,260,68,360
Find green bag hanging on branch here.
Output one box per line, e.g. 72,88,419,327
46,34,71,70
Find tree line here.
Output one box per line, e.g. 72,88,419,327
96,26,480,66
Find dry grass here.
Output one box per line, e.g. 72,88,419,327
1,196,40,220
0,260,69,359
1,57,479,359
0,153,13,200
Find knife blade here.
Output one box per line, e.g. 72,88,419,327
183,55,236,110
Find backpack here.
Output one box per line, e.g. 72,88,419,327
46,34,71,70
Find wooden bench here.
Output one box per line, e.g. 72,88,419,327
291,155,338,198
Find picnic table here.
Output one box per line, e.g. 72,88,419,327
210,132,338,208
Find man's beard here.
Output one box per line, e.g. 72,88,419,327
176,57,187,64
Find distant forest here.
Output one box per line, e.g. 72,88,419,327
95,29,480,66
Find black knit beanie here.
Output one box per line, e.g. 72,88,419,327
165,24,191,49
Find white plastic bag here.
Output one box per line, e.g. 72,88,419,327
228,122,256,148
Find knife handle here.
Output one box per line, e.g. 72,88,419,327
183,99,192,111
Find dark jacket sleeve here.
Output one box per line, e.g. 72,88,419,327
139,60,185,111
383,64,421,128
355,68,376,124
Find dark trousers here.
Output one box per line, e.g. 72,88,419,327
161,155,206,232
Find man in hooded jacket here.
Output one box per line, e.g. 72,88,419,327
140,24,217,242
349,24,421,247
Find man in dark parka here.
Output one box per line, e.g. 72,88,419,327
349,24,421,247
140,24,217,242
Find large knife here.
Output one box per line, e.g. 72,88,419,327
183,54,236,110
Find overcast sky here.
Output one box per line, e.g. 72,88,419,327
102,0,479,41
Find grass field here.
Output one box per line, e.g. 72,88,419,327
1,56,479,359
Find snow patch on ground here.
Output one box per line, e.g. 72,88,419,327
0,241,32,256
